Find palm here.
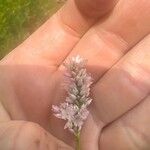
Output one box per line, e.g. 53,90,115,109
0,0,150,149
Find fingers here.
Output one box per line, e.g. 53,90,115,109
100,0,150,46
0,121,73,150
93,34,150,124
59,0,150,82
1,0,117,67
57,2,150,148
59,0,118,34
100,95,150,150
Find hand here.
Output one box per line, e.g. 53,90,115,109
0,0,150,149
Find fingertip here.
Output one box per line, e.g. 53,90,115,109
75,0,119,18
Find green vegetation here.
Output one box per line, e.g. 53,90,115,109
0,0,62,59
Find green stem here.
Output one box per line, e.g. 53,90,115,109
75,132,80,150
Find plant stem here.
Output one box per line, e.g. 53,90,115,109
75,132,80,150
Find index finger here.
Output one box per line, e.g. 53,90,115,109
2,0,118,66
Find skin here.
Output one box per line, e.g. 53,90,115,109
0,0,150,149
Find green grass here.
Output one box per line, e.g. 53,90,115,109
0,0,63,59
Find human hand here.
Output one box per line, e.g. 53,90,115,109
0,0,150,149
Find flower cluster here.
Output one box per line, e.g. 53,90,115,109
52,55,93,135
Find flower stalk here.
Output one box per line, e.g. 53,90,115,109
52,55,93,150
75,131,80,150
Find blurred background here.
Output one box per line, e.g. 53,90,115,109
0,0,64,59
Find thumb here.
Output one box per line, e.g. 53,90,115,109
0,121,73,150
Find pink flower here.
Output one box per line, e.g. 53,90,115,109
52,55,93,135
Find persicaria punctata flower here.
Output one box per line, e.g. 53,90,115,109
52,55,93,135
